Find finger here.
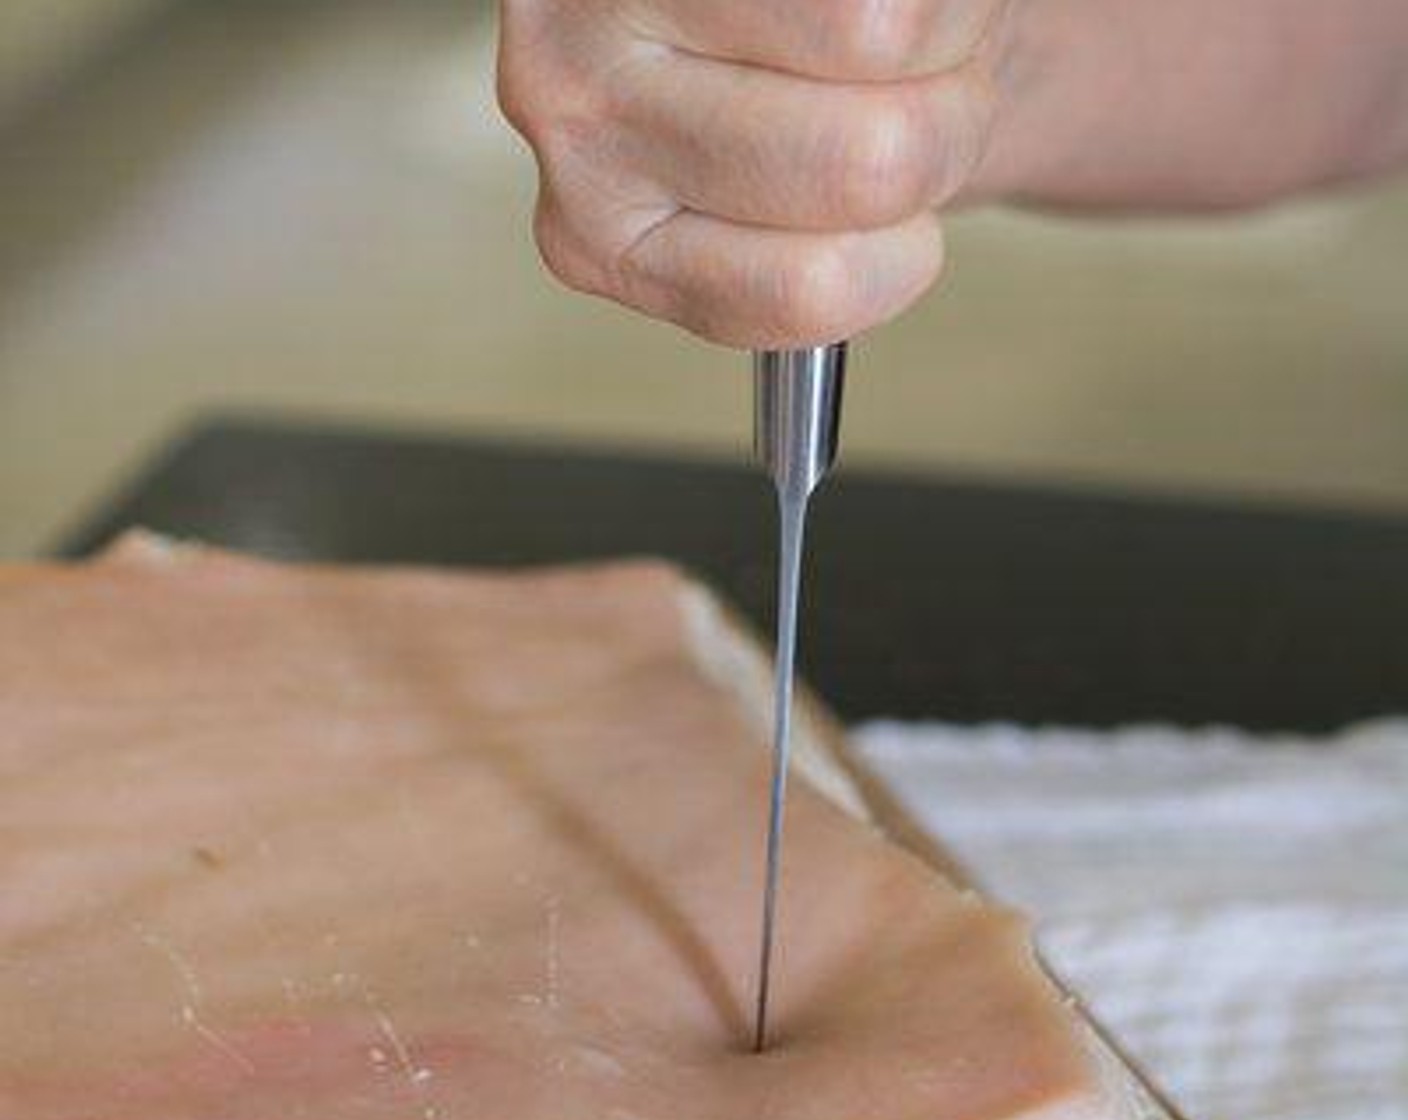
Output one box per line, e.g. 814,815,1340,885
613,210,945,348
619,0,1004,82
612,49,993,231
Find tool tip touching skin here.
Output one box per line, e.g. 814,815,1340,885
751,344,847,1052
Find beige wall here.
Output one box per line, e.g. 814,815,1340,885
0,0,172,120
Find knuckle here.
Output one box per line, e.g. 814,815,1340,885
496,27,605,147
495,70,534,138
500,83,602,158
831,98,935,227
495,18,557,141
496,53,555,144
532,202,608,297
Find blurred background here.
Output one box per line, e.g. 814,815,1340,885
2,0,1408,559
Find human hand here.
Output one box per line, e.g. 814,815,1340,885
497,0,1012,347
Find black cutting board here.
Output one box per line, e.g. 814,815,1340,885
59,415,1408,731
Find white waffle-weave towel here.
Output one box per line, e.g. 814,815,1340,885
853,719,1408,1120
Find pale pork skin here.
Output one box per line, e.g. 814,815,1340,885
1,538,1111,1119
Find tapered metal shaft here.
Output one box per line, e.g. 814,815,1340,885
751,343,846,1052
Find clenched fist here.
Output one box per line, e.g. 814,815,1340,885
498,0,1011,347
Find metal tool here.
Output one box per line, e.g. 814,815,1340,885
750,343,847,1052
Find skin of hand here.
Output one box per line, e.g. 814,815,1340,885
497,0,1408,349
497,0,1013,348
974,0,1408,212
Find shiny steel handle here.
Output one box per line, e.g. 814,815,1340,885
753,344,847,501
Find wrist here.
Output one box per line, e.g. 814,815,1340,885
966,0,1408,213
962,0,1093,205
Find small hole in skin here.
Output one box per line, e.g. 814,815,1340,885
191,846,223,870
721,1024,808,1059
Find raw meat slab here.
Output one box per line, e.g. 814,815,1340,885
0,538,1118,1119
